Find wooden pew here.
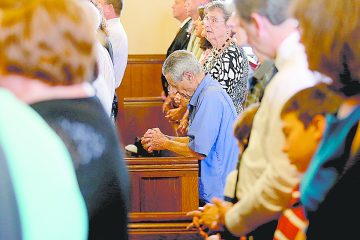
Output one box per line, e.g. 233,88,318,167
126,155,200,240
117,96,173,146
115,54,169,146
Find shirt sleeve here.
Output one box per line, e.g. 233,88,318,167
109,21,128,88
187,90,223,156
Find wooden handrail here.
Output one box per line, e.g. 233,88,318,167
127,54,166,64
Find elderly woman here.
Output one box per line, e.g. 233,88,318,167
0,0,129,239
202,1,249,114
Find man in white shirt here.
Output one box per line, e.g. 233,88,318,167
100,0,128,120
83,0,116,117
189,0,321,238
226,0,321,236
101,0,128,88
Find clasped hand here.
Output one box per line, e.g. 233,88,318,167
141,128,167,153
186,198,233,239
165,105,188,123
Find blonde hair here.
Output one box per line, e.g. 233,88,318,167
291,0,360,96
0,0,97,85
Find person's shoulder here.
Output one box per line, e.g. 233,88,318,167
222,43,246,62
274,63,317,88
107,18,127,37
200,81,229,104
203,79,223,94
33,97,110,122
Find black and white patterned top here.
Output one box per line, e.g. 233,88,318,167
203,42,249,114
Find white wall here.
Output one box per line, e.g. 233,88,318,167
121,0,179,54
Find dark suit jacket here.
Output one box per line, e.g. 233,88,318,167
161,19,191,95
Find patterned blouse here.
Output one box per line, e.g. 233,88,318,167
203,42,249,114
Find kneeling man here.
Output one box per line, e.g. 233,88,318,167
142,50,239,205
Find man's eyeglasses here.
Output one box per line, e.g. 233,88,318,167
203,16,225,24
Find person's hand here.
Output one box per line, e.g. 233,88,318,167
187,204,227,239
207,198,232,230
173,93,182,108
141,129,154,152
187,207,203,229
141,128,160,152
181,96,190,107
141,128,167,152
165,105,187,122
187,199,232,233
199,203,222,230
162,95,173,114
177,117,188,136
177,109,189,136
173,93,189,107
186,207,210,239
187,204,219,229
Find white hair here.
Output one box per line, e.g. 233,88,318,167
162,50,202,82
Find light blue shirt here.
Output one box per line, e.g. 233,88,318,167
188,74,239,202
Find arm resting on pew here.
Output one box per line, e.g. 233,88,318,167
142,128,204,160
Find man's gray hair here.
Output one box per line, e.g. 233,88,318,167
162,50,202,82
234,0,291,25
205,1,232,22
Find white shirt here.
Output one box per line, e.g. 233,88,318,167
180,17,191,29
93,42,116,116
225,32,320,236
107,18,128,88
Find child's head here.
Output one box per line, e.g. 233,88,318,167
281,83,343,172
233,103,260,153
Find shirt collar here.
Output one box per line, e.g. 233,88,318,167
180,17,191,28
275,31,305,70
107,17,120,26
189,74,212,107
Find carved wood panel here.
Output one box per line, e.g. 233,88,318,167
116,97,173,146
126,157,200,240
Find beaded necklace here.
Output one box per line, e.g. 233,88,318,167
213,37,231,57
203,38,232,73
